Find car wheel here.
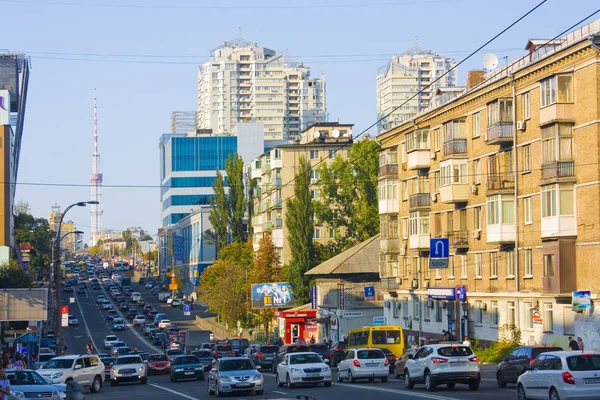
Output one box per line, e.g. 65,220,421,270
324,381,332,387
447,383,456,389
276,373,283,387
424,371,435,392
517,384,528,400
208,381,215,395
468,379,480,391
497,372,507,388
381,376,388,383
404,371,414,389
255,389,264,395
337,371,344,383
90,376,102,393
393,368,399,379
141,376,147,384
368,377,374,383
286,373,293,389
549,388,561,400
348,370,355,384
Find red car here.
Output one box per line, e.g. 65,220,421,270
147,353,170,375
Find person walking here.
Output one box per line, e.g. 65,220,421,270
577,337,585,351
462,336,471,347
86,341,93,355
568,337,580,350
0,367,10,400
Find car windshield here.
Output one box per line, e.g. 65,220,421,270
357,350,385,360
43,359,74,369
193,350,212,358
167,350,184,356
229,339,249,348
219,359,254,371
174,356,200,365
100,358,113,365
288,345,309,353
117,347,131,354
149,354,168,362
6,371,47,385
437,346,474,357
532,347,563,358
115,356,141,365
113,319,124,324
290,354,322,364
217,345,233,351
567,355,600,371
259,346,279,354
309,345,328,353
38,354,55,362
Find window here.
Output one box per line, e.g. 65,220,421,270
424,301,431,320
541,184,574,218
541,123,573,164
541,75,572,107
434,129,441,151
409,211,429,235
329,149,336,159
435,301,443,322
524,249,533,277
413,298,420,319
425,259,430,279
543,254,555,277
523,145,530,172
461,255,468,278
522,92,530,120
433,171,440,192
472,112,480,138
563,307,574,335
475,253,482,277
507,251,515,277
491,301,499,326
309,150,319,160
310,189,320,200
507,301,516,326
310,170,319,181
543,303,554,332
389,255,399,277
487,99,513,126
388,216,399,239
403,257,409,278
313,229,321,239
474,206,482,230
402,180,408,201
379,149,397,167
406,129,430,152
440,162,467,186
524,197,532,224
413,257,419,280
401,218,408,239
393,301,400,318
487,195,514,225
524,302,534,329
475,301,483,325
443,120,466,141
473,159,481,184
378,179,398,201
490,252,498,277
403,297,409,318
448,255,454,278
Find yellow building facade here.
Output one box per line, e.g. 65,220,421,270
377,20,600,348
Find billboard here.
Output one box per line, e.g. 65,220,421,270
251,282,293,309
572,291,592,311
0,288,48,321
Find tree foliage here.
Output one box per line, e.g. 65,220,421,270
14,203,53,280
283,156,315,305
208,170,228,254
226,153,248,244
249,233,281,332
0,260,32,288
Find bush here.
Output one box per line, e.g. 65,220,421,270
472,324,521,363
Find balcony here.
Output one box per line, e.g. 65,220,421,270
443,139,467,157
486,173,515,193
542,238,576,294
409,234,430,250
380,238,400,253
271,159,283,169
541,215,577,240
273,178,282,187
263,221,274,231
380,277,400,292
407,150,431,170
486,122,514,145
378,163,398,178
261,163,271,173
274,218,283,228
409,193,431,209
379,199,399,215
439,184,469,204
540,103,574,126
251,166,262,180
542,161,575,180
447,231,469,249
273,198,282,208
487,223,516,244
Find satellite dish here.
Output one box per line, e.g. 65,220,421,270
483,53,499,70
313,131,321,139
332,129,340,138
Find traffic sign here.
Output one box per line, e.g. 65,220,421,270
456,285,467,302
430,238,449,258
430,258,449,269
183,304,191,316
364,286,375,301
169,283,178,291
60,305,69,315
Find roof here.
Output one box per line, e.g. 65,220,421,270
306,235,380,276
15,332,39,343
525,39,564,50
286,303,313,312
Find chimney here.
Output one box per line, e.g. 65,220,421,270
466,70,485,89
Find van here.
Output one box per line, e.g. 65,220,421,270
132,292,141,302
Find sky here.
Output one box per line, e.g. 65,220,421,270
2,0,598,243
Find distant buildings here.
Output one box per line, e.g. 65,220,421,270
48,204,80,255
197,38,326,140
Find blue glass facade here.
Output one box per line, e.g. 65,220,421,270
171,136,237,172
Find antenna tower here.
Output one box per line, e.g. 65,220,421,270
90,89,103,246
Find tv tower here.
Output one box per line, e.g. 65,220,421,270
90,89,103,246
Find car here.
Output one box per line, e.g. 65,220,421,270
103,335,120,349
99,357,114,379
328,341,347,367
127,309,139,319
158,319,171,329
145,326,159,337
309,344,331,365
517,351,600,400
272,344,311,371
67,315,79,326
109,342,127,356
208,357,263,396
166,297,175,305
137,298,147,307
119,302,129,311
112,318,125,331
227,338,250,356
100,300,112,310
170,355,205,382
250,345,279,370
38,354,104,393
167,326,180,335
111,345,132,358
91,283,101,290
35,353,57,369
139,277,148,285
337,348,389,384
496,345,563,387
393,348,418,379
6,369,63,399
165,349,185,362
142,305,153,314
153,333,167,347
147,353,170,375
96,295,107,304
275,351,331,388
403,344,480,391
63,285,73,293
171,298,183,307
133,315,146,326
77,286,86,294
191,349,215,371
154,313,167,326
212,344,235,359
106,310,118,320
109,354,147,386
144,282,154,289
377,347,398,373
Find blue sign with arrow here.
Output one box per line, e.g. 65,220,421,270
183,303,191,316
429,238,449,269
364,286,375,301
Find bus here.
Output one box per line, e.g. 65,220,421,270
347,325,405,356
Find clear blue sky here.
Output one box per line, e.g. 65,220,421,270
2,0,598,242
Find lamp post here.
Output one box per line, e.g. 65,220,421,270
54,201,98,355
50,230,83,287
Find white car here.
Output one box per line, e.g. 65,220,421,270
517,351,600,400
67,315,79,326
109,354,147,386
39,354,104,392
103,335,120,349
276,352,331,388
144,282,154,289
100,300,112,310
131,292,141,302
96,295,106,304
166,297,174,305
337,348,389,383
404,344,480,391
171,298,183,307
158,319,171,329
112,318,125,331
133,315,146,326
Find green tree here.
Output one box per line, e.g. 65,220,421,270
14,204,53,280
208,170,228,253
0,260,32,288
283,156,315,305
226,153,248,243
249,233,281,333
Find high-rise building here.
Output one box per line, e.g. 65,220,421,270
198,38,326,140
376,46,456,133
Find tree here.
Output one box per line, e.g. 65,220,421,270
0,260,32,288
226,153,248,243
208,170,228,254
14,205,53,281
283,156,315,305
139,234,153,241
249,233,281,333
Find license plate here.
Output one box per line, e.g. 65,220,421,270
236,383,251,387
585,378,600,384
366,363,378,367
155,367,164,370
185,372,194,375
451,362,467,367
307,373,320,377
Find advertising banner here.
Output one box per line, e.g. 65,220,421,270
572,291,592,311
251,282,293,309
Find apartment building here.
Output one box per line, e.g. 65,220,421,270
198,38,326,140
377,46,457,133
250,122,353,264
377,20,600,348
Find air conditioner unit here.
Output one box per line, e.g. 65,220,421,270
411,279,419,289
430,193,438,203
424,281,430,288
395,276,403,284
517,120,526,131
472,230,481,240
430,152,437,160
399,244,407,256
471,185,478,195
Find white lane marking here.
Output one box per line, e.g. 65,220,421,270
147,382,201,400
481,378,497,381
332,382,458,400
73,292,99,352
272,390,288,395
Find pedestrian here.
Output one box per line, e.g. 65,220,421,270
442,330,451,341
568,336,580,350
14,355,24,370
0,367,10,400
462,336,471,347
411,341,419,349
310,336,316,345
577,337,585,351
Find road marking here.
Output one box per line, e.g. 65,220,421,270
481,378,497,381
73,292,99,352
332,382,457,400
272,390,288,395
147,382,200,400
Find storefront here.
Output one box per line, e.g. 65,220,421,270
275,309,318,344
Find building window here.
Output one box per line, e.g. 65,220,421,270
475,253,482,277
401,218,408,239
310,169,319,181
403,297,409,318
328,149,336,159
487,195,514,225
435,300,443,322
413,298,420,319
541,184,574,218
402,180,408,201
425,259,430,279
487,99,513,126
440,162,467,186
313,229,321,239
541,75,572,107
525,249,533,277
543,254,555,277
524,197,532,224
507,251,515,277
523,145,531,172
403,257,409,278
474,206,482,231
461,255,468,278
393,300,400,318
434,129,441,151
435,266,441,279
491,301,499,326
389,216,399,239
490,252,498,277
389,254,399,277
475,301,483,325
424,301,431,320
543,303,554,332
522,92,530,120
563,307,575,335
443,120,466,141
409,211,430,236
507,301,516,326
541,123,573,164
412,257,419,280
406,129,430,152
433,171,440,192
472,112,480,138
473,159,481,184
310,189,320,200
448,255,454,278
524,302,533,329
378,179,398,201
309,150,319,160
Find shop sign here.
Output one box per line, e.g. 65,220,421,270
427,287,456,300
342,311,362,318
373,316,385,326
532,311,543,325
572,291,592,311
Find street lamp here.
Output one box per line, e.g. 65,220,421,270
50,230,84,285
54,201,98,355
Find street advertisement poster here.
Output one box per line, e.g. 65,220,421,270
251,282,293,309
572,291,592,311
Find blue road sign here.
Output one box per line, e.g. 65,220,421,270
430,238,449,258
364,286,376,301
456,285,467,302
183,304,191,316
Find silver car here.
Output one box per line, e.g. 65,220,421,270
6,369,62,400
207,357,264,396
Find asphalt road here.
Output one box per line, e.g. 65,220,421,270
61,281,516,400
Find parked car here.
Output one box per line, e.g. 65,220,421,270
496,345,563,387
393,348,418,379
6,369,63,399
337,348,389,383
38,354,104,393
377,347,398,373
250,345,279,370
109,354,147,386
275,352,331,388
170,355,205,382
272,344,310,371
517,351,600,400
207,357,263,396
309,344,330,365
191,349,215,371
147,354,170,375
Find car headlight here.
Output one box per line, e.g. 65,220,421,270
194,367,202,370
321,366,330,372
291,368,302,373
219,376,232,381
138,366,145,371
175,368,183,372
252,374,262,381
11,390,24,398
51,372,63,379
